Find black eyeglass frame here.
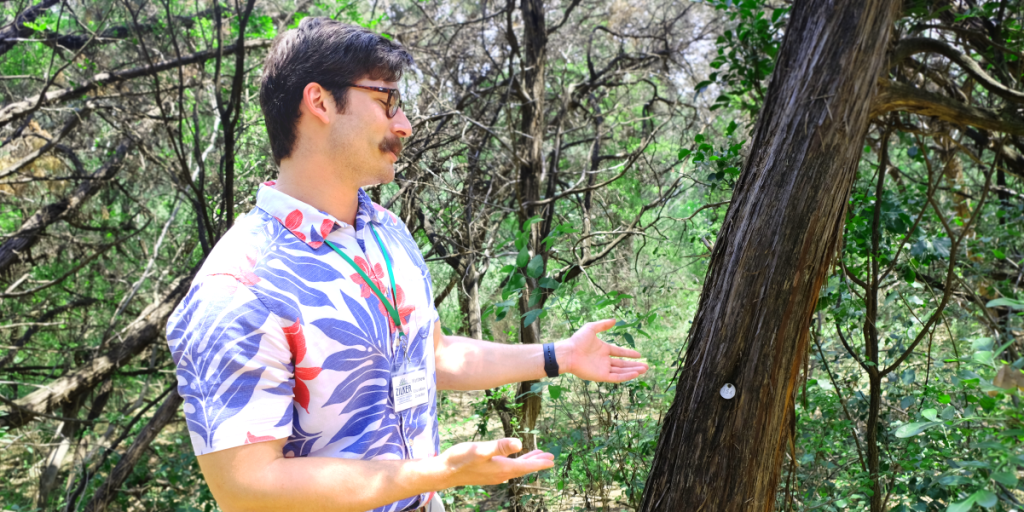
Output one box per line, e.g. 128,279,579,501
346,84,402,118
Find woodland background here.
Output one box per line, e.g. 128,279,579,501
0,0,1021,511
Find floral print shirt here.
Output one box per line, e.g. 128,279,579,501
166,182,440,512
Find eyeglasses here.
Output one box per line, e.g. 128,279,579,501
347,84,402,118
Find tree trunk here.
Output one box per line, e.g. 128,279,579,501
639,1,900,510
36,396,83,509
513,0,548,453
0,269,193,430
82,389,183,512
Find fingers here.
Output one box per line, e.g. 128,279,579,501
518,450,555,461
499,454,556,477
497,437,523,456
610,359,648,369
610,366,642,375
606,371,641,383
608,344,643,359
478,438,523,458
586,318,617,333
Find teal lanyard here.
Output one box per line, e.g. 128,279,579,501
325,224,403,334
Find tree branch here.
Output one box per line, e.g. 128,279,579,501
0,268,194,430
0,38,271,128
871,80,1024,135
82,387,182,512
0,0,61,57
891,37,1024,105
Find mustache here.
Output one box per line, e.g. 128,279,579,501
379,136,403,158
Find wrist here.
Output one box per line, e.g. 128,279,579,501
554,340,573,375
412,452,455,491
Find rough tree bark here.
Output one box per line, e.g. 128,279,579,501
639,1,900,510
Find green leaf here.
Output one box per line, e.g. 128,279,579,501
725,120,738,137
947,494,977,512
522,308,544,327
678,148,692,160
992,471,1018,487
516,248,530,268
538,277,560,289
22,20,48,32
937,475,973,486
622,332,635,349
985,298,1024,310
940,406,956,420
526,255,545,278
972,351,994,366
895,421,942,438
939,394,951,404
695,134,705,143
922,408,938,421
972,489,996,508
902,368,916,385
992,248,1006,259
904,267,916,284
548,385,562,399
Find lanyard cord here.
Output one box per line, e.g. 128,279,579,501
325,224,402,332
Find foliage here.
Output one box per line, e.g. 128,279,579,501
0,0,1022,511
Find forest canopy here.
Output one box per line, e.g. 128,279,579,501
0,0,1021,511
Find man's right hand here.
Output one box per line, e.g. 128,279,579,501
197,436,555,512
435,438,555,487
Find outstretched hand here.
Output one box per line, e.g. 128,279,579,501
562,319,649,383
439,438,555,487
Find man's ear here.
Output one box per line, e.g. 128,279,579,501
300,83,333,125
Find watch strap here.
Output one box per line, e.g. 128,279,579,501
543,343,559,378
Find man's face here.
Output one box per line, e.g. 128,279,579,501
328,78,412,188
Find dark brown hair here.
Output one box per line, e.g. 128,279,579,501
259,18,413,164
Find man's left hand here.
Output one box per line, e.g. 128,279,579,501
561,319,649,383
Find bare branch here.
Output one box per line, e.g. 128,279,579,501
0,38,271,129
872,80,1024,135
891,37,1024,105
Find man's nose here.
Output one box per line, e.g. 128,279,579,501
391,109,413,138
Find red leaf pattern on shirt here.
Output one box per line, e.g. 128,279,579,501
319,219,334,240
349,256,387,299
283,319,321,413
236,248,261,286
278,209,307,241
245,431,276,444
379,284,416,333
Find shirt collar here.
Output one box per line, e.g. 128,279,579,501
256,181,384,250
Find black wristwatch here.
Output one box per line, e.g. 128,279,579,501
543,343,560,378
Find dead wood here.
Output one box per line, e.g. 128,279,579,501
0,269,193,430
0,139,130,276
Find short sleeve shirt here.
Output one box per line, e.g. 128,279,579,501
166,182,440,512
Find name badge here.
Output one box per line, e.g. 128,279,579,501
393,369,429,412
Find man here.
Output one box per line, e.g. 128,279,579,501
166,17,648,512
